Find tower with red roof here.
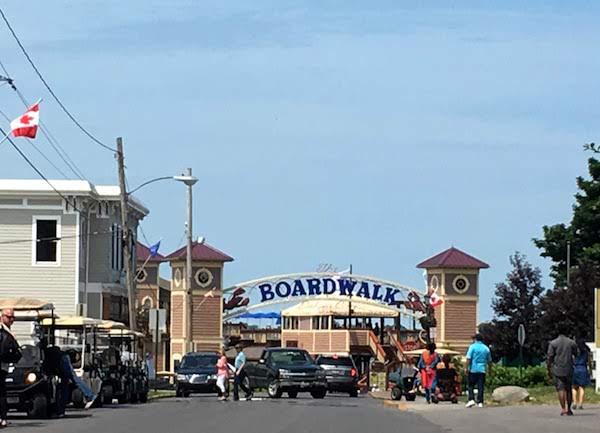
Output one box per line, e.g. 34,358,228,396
417,246,489,353
165,241,233,365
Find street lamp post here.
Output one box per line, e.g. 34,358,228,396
126,171,198,341
174,169,198,353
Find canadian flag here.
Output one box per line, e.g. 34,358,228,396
428,287,444,308
10,103,40,139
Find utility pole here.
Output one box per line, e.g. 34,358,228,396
116,137,137,331
185,168,194,352
566,241,571,288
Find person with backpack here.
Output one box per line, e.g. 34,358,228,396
0,308,21,428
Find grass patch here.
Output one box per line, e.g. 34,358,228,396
148,389,176,400
526,386,600,405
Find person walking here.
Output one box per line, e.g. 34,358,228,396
216,348,229,401
547,328,578,416
233,344,252,401
0,308,19,428
465,333,492,408
417,343,439,404
571,338,592,410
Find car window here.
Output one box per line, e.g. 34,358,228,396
270,350,313,364
180,355,218,369
316,356,353,367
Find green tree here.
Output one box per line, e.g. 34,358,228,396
534,149,600,286
479,252,544,364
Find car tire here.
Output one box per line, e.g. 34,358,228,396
267,379,282,399
72,389,85,409
102,385,114,404
27,393,48,419
287,391,298,399
310,389,326,399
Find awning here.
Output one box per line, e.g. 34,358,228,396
0,297,53,311
282,296,399,318
238,312,281,324
108,329,145,338
97,320,128,330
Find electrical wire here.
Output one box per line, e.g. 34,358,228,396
0,107,69,178
0,229,114,245
0,7,117,153
0,125,84,213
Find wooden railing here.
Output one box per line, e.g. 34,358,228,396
387,329,406,362
367,330,387,363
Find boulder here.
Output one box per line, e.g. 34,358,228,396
491,386,530,403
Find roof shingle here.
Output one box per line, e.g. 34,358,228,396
165,241,234,263
417,246,489,269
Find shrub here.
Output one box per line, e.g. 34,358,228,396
487,365,550,390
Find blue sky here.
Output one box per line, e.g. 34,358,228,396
1,1,599,321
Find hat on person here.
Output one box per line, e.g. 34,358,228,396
234,343,243,350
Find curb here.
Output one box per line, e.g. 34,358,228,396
148,392,176,401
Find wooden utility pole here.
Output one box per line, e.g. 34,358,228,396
116,137,137,331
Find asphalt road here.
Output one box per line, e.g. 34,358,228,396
5,394,443,433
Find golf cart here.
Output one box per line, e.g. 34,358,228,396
95,320,133,404
0,297,60,418
40,316,106,408
108,328,149,403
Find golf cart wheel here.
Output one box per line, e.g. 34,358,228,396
287,391,298,399
72,389,85,409
310,389,326,399
103,385,114,404
267,378,282,399
130,392,139,404
349,389,358,398
118,388,131,404
27,393,48,419
139,392,148,403
405,394,416,402
391,387,402,401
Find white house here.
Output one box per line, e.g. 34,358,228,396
0,179,148,340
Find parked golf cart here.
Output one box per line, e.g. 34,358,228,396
96,320,132,404
108,328,149,403
0,297,60,418
40,316,106,408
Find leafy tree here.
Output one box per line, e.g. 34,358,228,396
479,252,544,364
537,263,600,342
534,149,600,286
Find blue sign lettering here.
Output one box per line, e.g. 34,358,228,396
291,280,307,297
259,283,274,302
322,278,337,295
356,281,371,299
306,278,322,295
275,281,292,298
338,279,357,296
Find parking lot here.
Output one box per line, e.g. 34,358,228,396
4,393,443,433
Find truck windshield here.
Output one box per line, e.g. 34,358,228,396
270,350,313,364
180,355,218,369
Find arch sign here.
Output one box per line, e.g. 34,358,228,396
223,272,427,320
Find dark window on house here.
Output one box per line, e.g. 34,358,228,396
36,219,58,262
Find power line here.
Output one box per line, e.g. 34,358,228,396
0,7,117,153
13,86,87,179
0,107,69,178
0,125,84,214
0,229,113,245
0,57,88,179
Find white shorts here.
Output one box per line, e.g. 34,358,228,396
217,375,227,393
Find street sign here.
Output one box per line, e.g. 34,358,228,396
149,308,167,343
517,324,526,347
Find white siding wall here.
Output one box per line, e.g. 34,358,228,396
0,208,77,318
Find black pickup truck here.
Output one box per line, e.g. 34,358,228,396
245,348,327,399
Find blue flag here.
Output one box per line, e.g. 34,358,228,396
149,241,161,257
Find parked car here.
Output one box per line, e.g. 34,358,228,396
245,348,327,399
315,354,359,397
175,352,219,397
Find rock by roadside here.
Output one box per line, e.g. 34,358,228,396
491,386,530,404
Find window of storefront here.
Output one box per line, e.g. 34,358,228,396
284,316,298,330
312,316,330,330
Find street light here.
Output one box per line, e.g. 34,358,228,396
174,168,197,352
126,170,198,346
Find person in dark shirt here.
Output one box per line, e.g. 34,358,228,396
547,328,578,416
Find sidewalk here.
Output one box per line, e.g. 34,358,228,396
371,391,600,432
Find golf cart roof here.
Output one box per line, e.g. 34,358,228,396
97,320,128,330
40,316,103,328
0,297,53,311
403,348,461,356
108,329,145,338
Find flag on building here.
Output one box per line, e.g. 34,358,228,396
149,240,161,257
10,102,40,139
